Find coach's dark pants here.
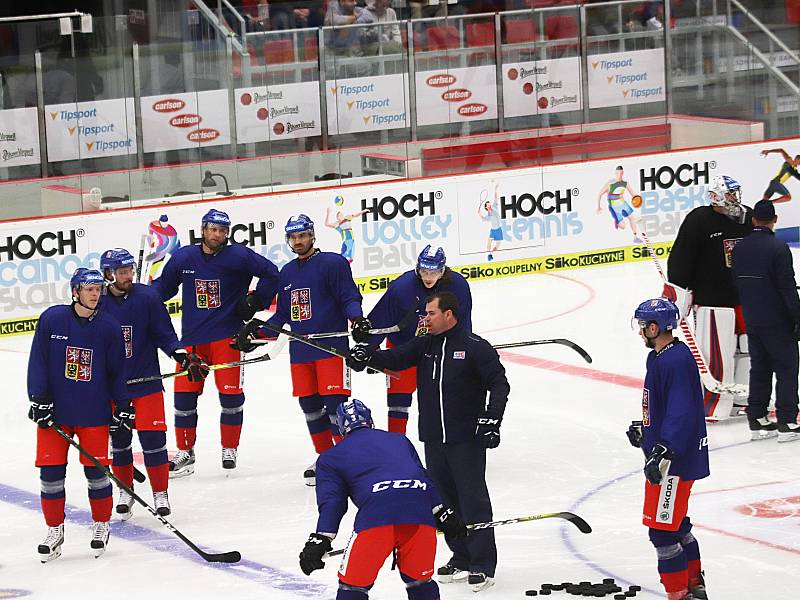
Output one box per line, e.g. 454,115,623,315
747,325,799,424
424,440,497,577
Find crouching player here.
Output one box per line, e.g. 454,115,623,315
298,399,467,599
628,299,710,600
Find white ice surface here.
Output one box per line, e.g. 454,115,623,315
1,258,799,599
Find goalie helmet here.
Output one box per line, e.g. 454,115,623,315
336,399,374,436
708,175,743,215
633,298,679,333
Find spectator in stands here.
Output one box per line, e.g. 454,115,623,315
325,0,364,26
359,0,402,55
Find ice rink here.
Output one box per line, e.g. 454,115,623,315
1,257,799,599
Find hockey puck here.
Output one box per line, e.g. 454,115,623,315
539,589,551,596
540,584,554,590
615,596,627,600
629,586,642,592
603,578,616,585
625,592,637,597
525,590,538,596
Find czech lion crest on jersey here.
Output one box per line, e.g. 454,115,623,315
121,326,133,358
195,279,221,309
722,238,742,268
65,346,93,382
290,287,312,321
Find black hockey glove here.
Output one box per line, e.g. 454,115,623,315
476,409,502,449
173,350,210,382
28,396,54,428
346,343,373,372
231,319,268,354
299,532,333,576
644,443,674,485
110,404,136,445
434,505,468,540
626,420,643,448
351,317,373,344
236,292,265,322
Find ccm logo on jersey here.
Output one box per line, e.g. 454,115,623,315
477,417,500,425
453,351,466,359
50,334,68,340
372,479,428,493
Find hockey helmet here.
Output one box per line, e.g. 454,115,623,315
70,268,105,291
633,298,679,333
417,245,446,272
336,399,374,436
100,248,136,273
201,208,231,230
285,214,315,236
708,175,742,207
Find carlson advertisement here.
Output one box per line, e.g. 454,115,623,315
414,66,498,126
44,98,137,162
235,83,321,143
0,107,40,167
502,57,583,118
140,90,231,152
587,48,666,109
1,139,798,330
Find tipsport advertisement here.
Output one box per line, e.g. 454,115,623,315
0,138,798,327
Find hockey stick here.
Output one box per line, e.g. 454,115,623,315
260,322,401,379
493,339,592,363
127,335,289,385
51,424,241,563
637,230,747,396
324,511,591,557
251,324,402,343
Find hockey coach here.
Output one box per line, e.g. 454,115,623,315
347,290,510,591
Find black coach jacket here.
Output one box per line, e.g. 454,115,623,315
368,324,510,444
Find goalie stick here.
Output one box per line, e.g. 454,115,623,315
493,339,592,363
637,230,747,396
127,335,289,385
324,511,591,557
51,425,241,563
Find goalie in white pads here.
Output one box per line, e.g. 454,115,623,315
665,175,753,420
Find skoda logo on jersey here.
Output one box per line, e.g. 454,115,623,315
371,479,428,493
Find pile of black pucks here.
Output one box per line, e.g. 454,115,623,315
525,579,642,598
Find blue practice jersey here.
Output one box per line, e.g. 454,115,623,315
153,243,279,345
315,428,442,535
368,268,472,346
266,250,363,363
641,340,710,481
27,305,130,427
100,283,183,398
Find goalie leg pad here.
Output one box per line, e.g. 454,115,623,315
694,306,736,418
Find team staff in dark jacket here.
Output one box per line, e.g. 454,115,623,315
348,291,510,592
731,200,800,443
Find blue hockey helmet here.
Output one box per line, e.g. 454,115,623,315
100,248,136,272
633,298,679,333
70,268,105,291
336,399,374,436
417,245,446,272
201,208,231,230
285,214,315,236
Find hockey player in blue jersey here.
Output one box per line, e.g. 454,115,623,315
365,245,472,434
298,398,467,600
100,248,209,519
234,214,371,484
28,269,132,562
153,209,279,476
628,298,710,600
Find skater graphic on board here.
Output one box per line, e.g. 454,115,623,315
477,183,504,262
760,147,800,204
597,165,643,244
324,195,370,264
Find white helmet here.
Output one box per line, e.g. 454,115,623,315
708,175,744,222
